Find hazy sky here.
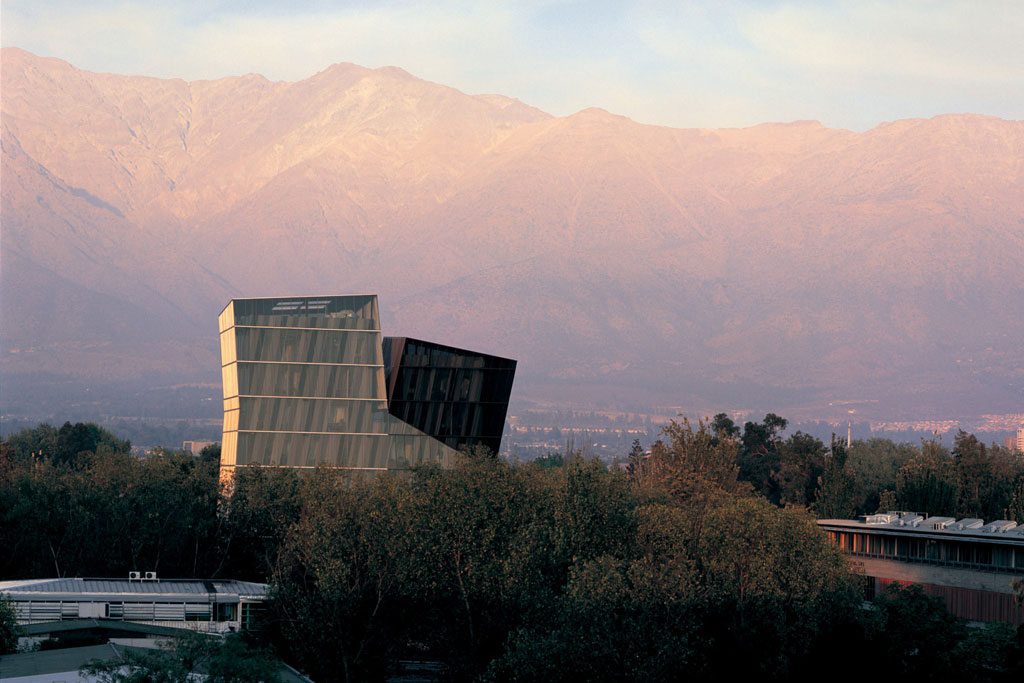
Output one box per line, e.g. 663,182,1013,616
3,0,1021,131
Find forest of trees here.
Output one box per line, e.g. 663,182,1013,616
2,418,1024,681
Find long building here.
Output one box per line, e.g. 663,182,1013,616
0,576,268,633
818,512,1024,624
218,295,516,479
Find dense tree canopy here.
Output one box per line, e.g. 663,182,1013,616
3,419,1024,680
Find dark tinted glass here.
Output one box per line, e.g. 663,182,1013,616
236,362,385,399
231,296,378,330
236,432,390,468
234,327,382,364
237,397,388,433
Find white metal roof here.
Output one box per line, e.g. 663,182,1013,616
818,512,1024,544
0,578,268,601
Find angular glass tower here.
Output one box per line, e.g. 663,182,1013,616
219,295,515,479
383,337,517,455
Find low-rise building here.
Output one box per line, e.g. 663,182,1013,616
818,512,1024,624
0,576,267,633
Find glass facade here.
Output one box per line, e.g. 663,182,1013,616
383,337,517,454
220,296,511,478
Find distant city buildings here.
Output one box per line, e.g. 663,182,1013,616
218,295,516,480
182,440,216,455
1005,426,1024,452
819,512,1024,624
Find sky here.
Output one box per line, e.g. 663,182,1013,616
2,0,1021,131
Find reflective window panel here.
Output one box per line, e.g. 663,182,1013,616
236,432,391,469
236,362,386,400
230,296,379,330
234,327,383,365
237,397,389,433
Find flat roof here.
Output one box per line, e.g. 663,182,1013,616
817,513,1024,545
0,578,267,602
0,641,313,683
19,619,195,638
0,643,141,680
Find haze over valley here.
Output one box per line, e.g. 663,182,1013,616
2,47,1022,433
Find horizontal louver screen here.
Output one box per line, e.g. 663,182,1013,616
29,602,62,620
185,603,212,621
124,603,155,620
154,603,185,621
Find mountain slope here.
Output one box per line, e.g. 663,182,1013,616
2,48,1022,422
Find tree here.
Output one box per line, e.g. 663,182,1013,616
711,413,739,440
869,584,965,680
625,438,646,483
846,438,918,514
272,471,407,682
490,496,861,682
3,422,129,468
218,465,302,581
0,594,20,654
2,423,58,463
695,496,854,604
773,431,827,508
738,414,788,501
643,418,748,505
1005,475,1024,524
80,632,279,683
896,439,959,516
55,422,100,466
531,451,564,468
952,430,1015,520
814,437,856,519
198,443,221,464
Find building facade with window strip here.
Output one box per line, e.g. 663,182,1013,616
817,512,1024,624
219,295,517,480
0,577,268,633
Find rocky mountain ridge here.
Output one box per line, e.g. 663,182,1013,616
3,48,1022,422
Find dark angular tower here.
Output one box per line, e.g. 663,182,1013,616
382,337,517,455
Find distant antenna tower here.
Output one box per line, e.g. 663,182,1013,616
847,421,852,448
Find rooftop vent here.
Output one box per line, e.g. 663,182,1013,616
921,517,956,530
859,514,896,525
954,519,984,530
981,520,1018,533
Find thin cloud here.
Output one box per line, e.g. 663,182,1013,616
2,1,1021,131
740,1,1024,85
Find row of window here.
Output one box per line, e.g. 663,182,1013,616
223,327,384,366
389,367,516,403
229,363,387,400
231,428,458,469
11,600,244,623
388,400,508,442
827,530,1024,571
226,296,379,331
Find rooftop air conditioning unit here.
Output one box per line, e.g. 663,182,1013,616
128,571,141,581
144,571,158,581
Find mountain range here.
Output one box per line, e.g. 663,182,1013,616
3,47,1022,425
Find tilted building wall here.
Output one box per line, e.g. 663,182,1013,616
219,296,514,479
383,336,516,455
